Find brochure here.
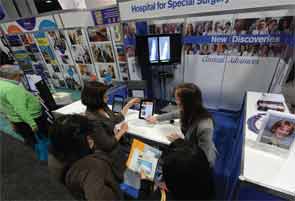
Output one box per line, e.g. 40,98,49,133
126,139,162,181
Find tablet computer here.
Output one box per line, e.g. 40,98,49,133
112,95,124,113
139,99,154,119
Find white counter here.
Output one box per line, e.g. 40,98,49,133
241,91,295,197
53,100,181,145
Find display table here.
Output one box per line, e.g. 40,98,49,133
53,100,181,145
236,91,295,199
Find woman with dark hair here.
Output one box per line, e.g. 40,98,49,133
139,140,215,200
49,115,124,200
81,81,139,172
162,140,215,200
147,83,216,166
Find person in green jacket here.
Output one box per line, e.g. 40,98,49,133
0,65,46,149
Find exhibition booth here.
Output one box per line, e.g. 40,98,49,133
0,0,295,200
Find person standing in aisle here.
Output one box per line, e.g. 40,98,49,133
0,65,48,149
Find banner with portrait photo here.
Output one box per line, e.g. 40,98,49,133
47,31,74,65
95,63,118,85
65,28,96,84
33,31,67,88
91,43,115,63
184,15,235,109
47,31,83,89
62,64,82,89
220,10,295,111
148,18,184,35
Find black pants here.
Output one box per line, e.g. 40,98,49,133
12,114,49,149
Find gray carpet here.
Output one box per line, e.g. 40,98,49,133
1,131,76,201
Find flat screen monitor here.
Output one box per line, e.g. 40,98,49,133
136,34,181,66
159,36,170,62
148,37,159,64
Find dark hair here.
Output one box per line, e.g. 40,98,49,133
175,83,212,134
81,81,108,111
162,140,215,200
49,115,95,164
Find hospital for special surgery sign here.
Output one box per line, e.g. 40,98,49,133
119,0,295,21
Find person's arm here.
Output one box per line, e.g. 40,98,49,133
114,122,128,141
194,119,217,167
6,87,38,131
148,110,180,123
121,98,141,116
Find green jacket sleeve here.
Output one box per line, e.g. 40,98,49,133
6,87,37,130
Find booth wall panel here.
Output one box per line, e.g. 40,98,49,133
220,57,279,111
184,56,225,110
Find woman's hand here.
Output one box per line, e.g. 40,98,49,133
121,98,141,116
126,98,141,108
167,133,180,142
119,122,128,133
114,122,128,141
146,116,158,124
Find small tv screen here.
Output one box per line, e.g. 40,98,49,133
136,34,181,66
159,36,170,62
148,37,159,64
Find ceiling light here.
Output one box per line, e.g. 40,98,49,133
45,0,53,3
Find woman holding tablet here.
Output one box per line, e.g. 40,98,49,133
81,81,140,173
147,83,216,166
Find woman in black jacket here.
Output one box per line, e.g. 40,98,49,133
81,81,139,176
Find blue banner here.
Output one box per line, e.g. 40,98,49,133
184,34,295,46
16,17,36,31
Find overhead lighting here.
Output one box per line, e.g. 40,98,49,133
45,0,53,3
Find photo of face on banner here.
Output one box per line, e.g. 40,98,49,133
68,29,84,45
78,64,97,82
184,44,200,55
92,43,115,63
233,16,294,35
88,26,109,42
210,44,229,55
258,111,295,150
185,20,233,36
149,23,183,35
72,45,92,64
123,22,137,49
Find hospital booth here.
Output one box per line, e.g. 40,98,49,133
0,0,295,200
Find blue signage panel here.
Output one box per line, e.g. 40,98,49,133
0,5,5,20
